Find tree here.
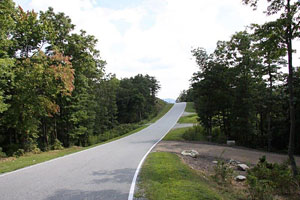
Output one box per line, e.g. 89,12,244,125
0,0,16,113
243,0,299,177
251,23,286,151
116,74,160,123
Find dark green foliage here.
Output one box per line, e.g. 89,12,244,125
176,88,194,102
0,1,161,156
116,74,160,123
242,0,300,177
13,149,24,158
52,139,64,150
0,147,6,158
182,125,206,141
247,156,299,199
213,160,234,184
190,28,300,156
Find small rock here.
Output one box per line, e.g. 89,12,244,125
181,150,199,158
227,140,236,146
212,161,218,164
238,164,249,171
235,175,246,181
229,159,241,165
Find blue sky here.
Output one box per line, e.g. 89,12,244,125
13,0,298,99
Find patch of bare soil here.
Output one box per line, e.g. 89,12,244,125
0,157,16,163
154,141,300,168
153,141,300,200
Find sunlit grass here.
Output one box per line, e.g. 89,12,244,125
136,152,236,200
178,113,198,124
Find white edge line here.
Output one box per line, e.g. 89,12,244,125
128,102,186,200
0,103,176,178
0,121,154,178
0,137,118,178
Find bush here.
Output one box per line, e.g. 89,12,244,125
52,139,64,150
24,137,38,152
212,127,227,143
213,160,233,184
247,174,273,200
0,147,7,158
247,156,299,199
13,149,25,157
182,125,205,141
89,124,141,145
88,134,100,146
32,147,41,154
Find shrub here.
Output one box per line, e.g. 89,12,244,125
88,134,99,146
52,139,64,150
247,156,299,199
212,127,227,143
24,137,38,152
247,174,273,200
0,147,7,158
182,125,205,141
213,160,233,184
32,147,41,154
13,149,25,157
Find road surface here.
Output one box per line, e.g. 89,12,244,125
0,103,186,200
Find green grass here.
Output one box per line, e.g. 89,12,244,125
0,126,148,174
178,113,198,124
185,102,195,113
148,103,173,123
0,103,172,174
136,152,236,200
0,146,83,174
163,127,187,141
163,126,207,142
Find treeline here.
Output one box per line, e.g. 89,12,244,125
0,0,161,156
180,0,299,171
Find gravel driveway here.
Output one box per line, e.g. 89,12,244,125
154,141,300,166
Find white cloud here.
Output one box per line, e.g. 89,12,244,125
13,0,299,99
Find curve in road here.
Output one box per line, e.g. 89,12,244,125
0,103,186,200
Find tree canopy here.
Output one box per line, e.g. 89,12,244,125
0,0,161,155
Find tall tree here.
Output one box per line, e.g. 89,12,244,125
243,0,299,176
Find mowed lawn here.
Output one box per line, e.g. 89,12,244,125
185,102,195,113
136,152,235,200
177,113,198,124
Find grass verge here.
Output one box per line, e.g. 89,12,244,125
148,103,173,124
135,152,235,200
0,103,173,174
177,113,198,124
185,102,195,113
163,127,187,141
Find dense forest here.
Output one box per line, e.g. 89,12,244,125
178,0,299,175
0,0,161,156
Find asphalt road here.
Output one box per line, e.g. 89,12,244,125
0,103,186,200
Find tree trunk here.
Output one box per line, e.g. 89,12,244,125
286,0,298,177
267,63,273,152
42,118,48,149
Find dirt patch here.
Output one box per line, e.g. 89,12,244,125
153,140,300,178
154,141,300,166
0,157,16,163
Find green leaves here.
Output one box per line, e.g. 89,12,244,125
0,2,161,155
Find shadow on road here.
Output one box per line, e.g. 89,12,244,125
45,189,128,200
92,168,135,184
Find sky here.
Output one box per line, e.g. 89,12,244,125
13,0,299,99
